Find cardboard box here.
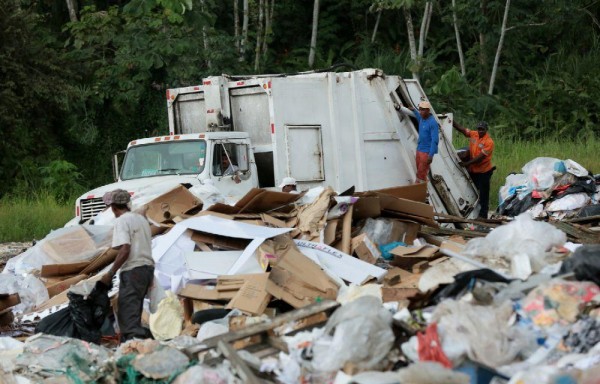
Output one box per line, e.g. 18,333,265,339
0,293,20,312
351,233,381,264
374,182,428,203
390,244,439,269
41,261,90,277
264,236,338,308
381,287,421,302
191,231,250,251
226,273,271,315
145,185,203,224
178,284,237,301
46,275,88,298
41,226,97,264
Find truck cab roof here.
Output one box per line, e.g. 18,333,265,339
127,131,250,148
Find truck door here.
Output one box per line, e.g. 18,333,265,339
210,141,255,198
169,90,207,134
285,125,325,182
228,85,274,187
393,80,480,218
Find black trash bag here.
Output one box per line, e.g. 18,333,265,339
35,306,77,337
431,269,512,304
36,281,111,344
499,193,539,217
558,244,600,286
191,308,231,325
68,281,111,344
577,204,600,218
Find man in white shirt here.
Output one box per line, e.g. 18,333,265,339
101,189,154,343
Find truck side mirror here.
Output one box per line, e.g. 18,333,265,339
112,150,126,181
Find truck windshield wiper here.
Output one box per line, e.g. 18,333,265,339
157,168,180,173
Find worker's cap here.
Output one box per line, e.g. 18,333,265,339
476,121,489,130
278,177,297,188
103,189,131,206
418,101,431,110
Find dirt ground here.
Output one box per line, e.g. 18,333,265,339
0,242,32,272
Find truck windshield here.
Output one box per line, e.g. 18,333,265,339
120,140,207,180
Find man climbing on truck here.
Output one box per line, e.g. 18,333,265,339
395,101,439,183
452,120,495,219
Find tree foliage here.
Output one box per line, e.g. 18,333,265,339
1,0,599,198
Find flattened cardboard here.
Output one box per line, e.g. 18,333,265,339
377,194,434,220
340,206,354,254
79,248,118,275
41,227,97,264
217,273,269,291
145,185,203,223
46,275,88,298
226,273,271,315
323,219,340,246
178,284,236,301
205,203,241,215
0,293,20,311
41,261,90,277
390,245,438,269
236,189,302,213
381,287,421,302
374,182,428,203
351,233,381,264
352,196,381,219
191,231,250,250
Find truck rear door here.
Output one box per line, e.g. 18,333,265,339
393,80,480,218
167,86,207,135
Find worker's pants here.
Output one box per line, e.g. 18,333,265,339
470,169,494,219
415,151,431,182
117,265,154,343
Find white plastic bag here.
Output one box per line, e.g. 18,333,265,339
522,157,562,191
564,159,589,177
189,180,226,209
312,296,393,372
432,300,535,368
463,213,567,276
0,274,49,313
546,192,590,212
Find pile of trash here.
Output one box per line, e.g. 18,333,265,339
1,178,599,383
498,157,599,220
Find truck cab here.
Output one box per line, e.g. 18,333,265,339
70,132,257,225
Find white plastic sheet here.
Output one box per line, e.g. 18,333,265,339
521,157,562,191
463,213,566,278
0,274,49,313
546,192,590,212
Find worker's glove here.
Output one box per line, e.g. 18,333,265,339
99,272,114,287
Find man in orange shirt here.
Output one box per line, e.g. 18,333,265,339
453,120,495,219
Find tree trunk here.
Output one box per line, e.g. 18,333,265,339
65,0,78,22
240,0,249,61
371,9,381,43
234,0,240,51
308,0,320,68
452,0,466,76
262,0,274,56
418,1,433,58
200,0,211,69
403,7,418,79
488,0,510,95
479,0,488,92
254,0,264,71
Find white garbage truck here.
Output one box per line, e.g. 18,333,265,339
71,68,480,225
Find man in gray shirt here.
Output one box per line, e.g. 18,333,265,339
101,189,154,343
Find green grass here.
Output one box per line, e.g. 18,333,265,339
454,135,600,209
0,193,74,242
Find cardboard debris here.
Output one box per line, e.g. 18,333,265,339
145,185,203,224
79,248,118,275
264,236,338,308
296,187,336,240
390,244,440,270
295,240,388,284
46,275,88,298
40,261,90,277
178,284,237,301
0,293,21,312
351,233,381,264
41,226,97,264
226,273,271,315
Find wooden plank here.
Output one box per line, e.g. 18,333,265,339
217,341,262,384
434,212,501,228
420,225,488,238
567,215,600,224
551,221,600,244
185,300,339,356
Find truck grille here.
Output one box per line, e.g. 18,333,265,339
80,197,105,222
